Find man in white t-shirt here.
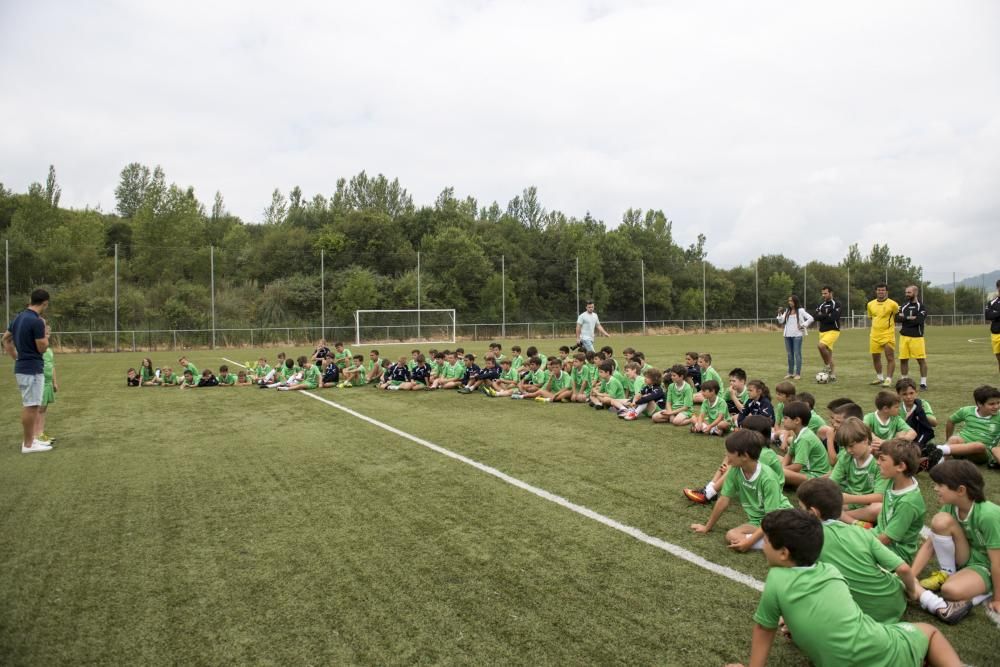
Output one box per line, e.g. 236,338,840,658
576,300,610,352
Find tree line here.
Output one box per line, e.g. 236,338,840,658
0,164,988,332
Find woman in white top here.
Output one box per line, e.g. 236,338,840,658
776,294,814,379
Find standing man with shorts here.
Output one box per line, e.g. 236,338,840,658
897,285,928,390
2,289,52,453
986,279,1000,373
867,283,899,388
814,286,841,381
575,300,610,353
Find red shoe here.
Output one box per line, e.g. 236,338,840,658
683,487,709,504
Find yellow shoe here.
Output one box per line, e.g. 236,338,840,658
920,570,949,591
36,433,52,443
882,377,893,388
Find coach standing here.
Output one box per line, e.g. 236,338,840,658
576,300,610,352
897,285,928,389
2,289,51,453
867,283,899,387
986,279,1000,373
814,286,841,382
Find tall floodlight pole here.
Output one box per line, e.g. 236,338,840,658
702,259,707,333
754,260,759,329
210,245,216,349
575,256,580,316
847,266,851,328
952,272,956,323
320,249,325,338
640,259,647,334
804,265,808,301
114,243,119,352
4,239,9,327
416,251,421,339
501,255,506,338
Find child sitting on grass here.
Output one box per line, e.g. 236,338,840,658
938,385,1000,469
588,360,625,410
735,380,774,428
378,356,411,391
689,429,792,552
727,508,961,667
693,353,722,403
281,359,321,392
828,417,879,521
126,368,140,387
864,390,917,450
781,401,831,487
534,358,573,403
911,460,999,626
619,367,666,420
684,415,784,505
690,379,729,435
652,364,693,425
798,477,918,623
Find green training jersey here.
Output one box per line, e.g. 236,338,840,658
807,411,827,435
140,366,153,382
700,396,727,421
613,370,629,396
864,412,913,441
571,366,590,391
819,519,906,623
667,382,693,412
753,562,928,667
547,371,571,393
760,448,785,484
333,348,352,368
500,368,518,382
631,376,645,397
301,365,321,389
43,348,54,382
365,358,383,376
510,355,525,371
720,462,792,526
791,428,831,478
160,372,178,386
876,477,925,563
184,362,199,377
701,365,722,388
941,501,1000,581
831,452,879,496
279,365,296,381
531,368,550,387
255,364,272,379
774,401,785,425
181,376,198,387
218,373,237,386
949,406,1000,446
407,359,417,371
600,376,625,399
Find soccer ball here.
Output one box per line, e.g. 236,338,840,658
815,371,830,384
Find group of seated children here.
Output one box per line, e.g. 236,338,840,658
682,380,1000,650
126,357,251,388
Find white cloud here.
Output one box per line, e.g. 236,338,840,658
1,0,997,274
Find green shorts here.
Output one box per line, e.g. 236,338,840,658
964,563,994,593
885,622,929,667
42,382,55,406
390,380,404,386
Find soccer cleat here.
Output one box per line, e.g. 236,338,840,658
277,386,290,391
919,444,944,471
920,383,928,390
935,599,973,625
882,377,893,387
828,374,837,383
852,520,874,530
870,378,884,385
623,410,638,421
683,487,709,504
457,387,472,394
510,394,523,400
984,600,1000,628
534,396,547,403
920,570,949,591
35,433,53,443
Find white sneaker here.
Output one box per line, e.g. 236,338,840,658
277,386,290,391
22,442,52,453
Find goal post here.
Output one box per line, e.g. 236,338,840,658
354,309,457,346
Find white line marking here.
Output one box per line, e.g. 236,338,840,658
222,356,765,592
967,338,987,344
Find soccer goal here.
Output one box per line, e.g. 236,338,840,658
354,309,457,346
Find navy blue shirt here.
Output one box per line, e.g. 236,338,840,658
8,309,45,375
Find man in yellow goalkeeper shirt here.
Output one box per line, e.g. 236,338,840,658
867,283,899,388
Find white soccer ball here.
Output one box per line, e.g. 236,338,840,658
815,371,830,384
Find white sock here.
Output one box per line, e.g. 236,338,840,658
920,377,927,384
877,374,884,380
938,445,951,456
704,481,718,500
931,533,958,573
920,590,947,613
972,593,992,606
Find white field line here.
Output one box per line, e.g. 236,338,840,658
221,357,765,592
966,337,988,344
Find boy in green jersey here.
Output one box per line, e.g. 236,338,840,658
794,391,834,444
770,380,796,449
35,322,57,443
864,390,917,449
407,349,420,372
177,356,199,378
569,353,592,403
338,355,366,387
829,417,880,518
684,415,784,505
524,346,546,371
488,342,504,366
235,370,253,386
689,430,793,552
728,508,961,667
217,364,238,386
533,358,573,403
509,345,524,373
824,400,864,464
798,477,919,623
280,359,322,391
179,369,198,389
513,357,549,400
844,439,926,563
488,359,520,397
589,360,625,409
693,352,722,404
653,364,694,425
782,401,831,487
939,385,1000,466
364,350,385,384
253,357,272,383
332,342,351,370
159,366,179,386
690,380,729,435
912,460,1000,623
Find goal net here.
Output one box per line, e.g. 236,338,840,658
354,309,457,346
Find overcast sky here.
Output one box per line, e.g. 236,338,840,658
2,1,998,281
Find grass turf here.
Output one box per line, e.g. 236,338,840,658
1,325,998,665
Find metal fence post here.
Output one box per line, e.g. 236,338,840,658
210,245,216,350
114,243,119,353
501,255,506,338
321,248,325,339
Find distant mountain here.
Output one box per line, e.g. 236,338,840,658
933,270,1000,292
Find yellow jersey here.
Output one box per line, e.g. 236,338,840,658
866,298,899,336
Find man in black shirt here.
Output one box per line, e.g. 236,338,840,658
986,279,1000,373
896,284,928,389
814,286,841,381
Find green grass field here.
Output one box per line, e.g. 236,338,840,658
2,326,999,666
